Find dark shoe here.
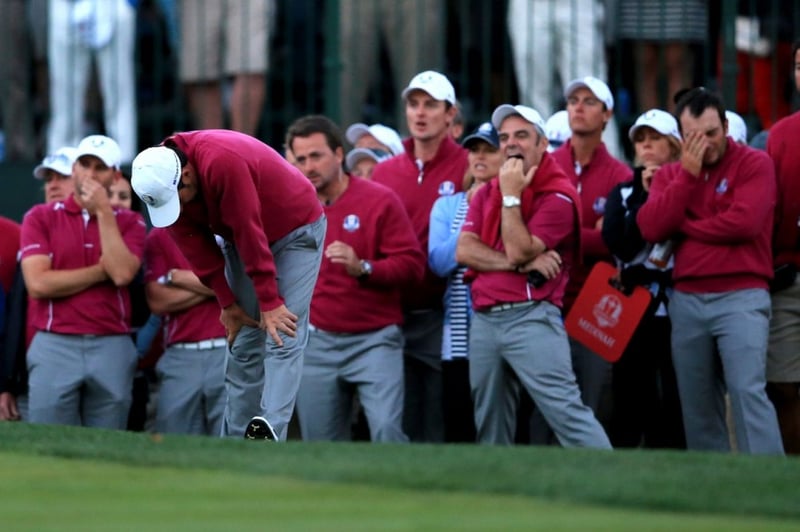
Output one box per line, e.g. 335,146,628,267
244,416,277,441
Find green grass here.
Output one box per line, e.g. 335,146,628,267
1,423,799,530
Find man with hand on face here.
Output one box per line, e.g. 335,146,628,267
287,115,423,442
20,135,146,429
637,88,784,455
456,104,611,448
131,130,326,442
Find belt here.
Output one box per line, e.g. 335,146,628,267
486,300,538,313
171,338,227,350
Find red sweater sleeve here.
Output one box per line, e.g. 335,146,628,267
637,165,698,243
365,188,425,287
168,221,236,309
680,153,776,244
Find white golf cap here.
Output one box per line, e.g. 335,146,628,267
345,148,392,172
33,146,78,179
491,104,546,134
628,109,682,143
725,110,747,144
401,71,456,105
564,76,614,110
75,135,122,169
544,110,572,152
345,123,405,155
131,146,182,228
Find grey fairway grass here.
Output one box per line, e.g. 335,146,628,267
0,422,799,524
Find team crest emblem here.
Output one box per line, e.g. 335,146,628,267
716,178,728,194
593,197,607,215
141,194,156,206
343,214,361,232
438,181,455,196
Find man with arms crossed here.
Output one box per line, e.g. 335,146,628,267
144,227,227,436
456,104,611,448
20,135,146,428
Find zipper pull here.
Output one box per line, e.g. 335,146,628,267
416,159,424,185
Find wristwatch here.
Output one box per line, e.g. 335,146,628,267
359,260,373,279
502,195,522,208
157,270,174,286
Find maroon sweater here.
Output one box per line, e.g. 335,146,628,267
167,130,323,311
552,140,631,309
372,135,468,310
767,111,800,268
637,139,775,293
311,177,424,333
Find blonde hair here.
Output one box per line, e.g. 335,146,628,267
632,131,682,166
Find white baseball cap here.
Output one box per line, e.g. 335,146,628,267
564,76,614,110
725,110,747,144
628,109,682,143
544,110,572,152
131,146,182,228
75,135,122,169
345,123,405,155
33,146,79,179
491,104,546,134
401,71,456,105
345,148,392,172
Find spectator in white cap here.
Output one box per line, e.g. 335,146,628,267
371,70,468,443
345,123,405,156
346,148,392,179
542,76,633,444
19,132,146,430
506,0,623,159
545,110,572,153
455,102,610,448
33,146,78,204
725,110,748,144
601,108,686,449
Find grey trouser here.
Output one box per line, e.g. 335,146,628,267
155,343,226,436
27,331,137,429
296,324,408,443
469,302,611,449
220,216,325,440
670,289,784,455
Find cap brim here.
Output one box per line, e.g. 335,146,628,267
145,191,181,228
33,165,47,179
564,80,589,99
462,134,497,149
491,105,517,129
345,124,370,145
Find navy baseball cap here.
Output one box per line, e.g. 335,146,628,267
461,122,499,150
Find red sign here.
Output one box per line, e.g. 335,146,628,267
564,262,652,362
